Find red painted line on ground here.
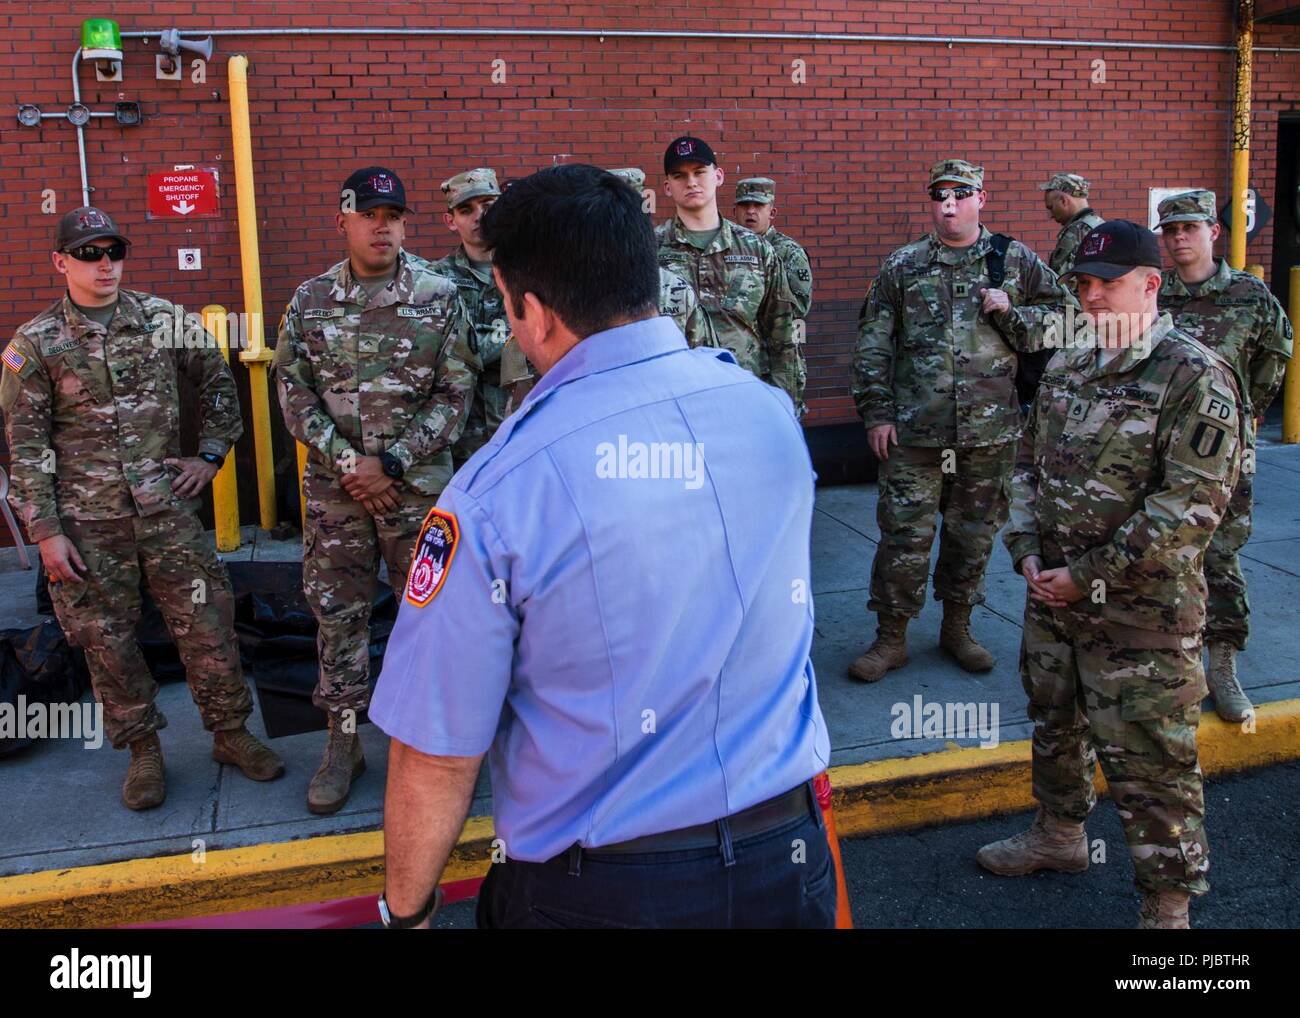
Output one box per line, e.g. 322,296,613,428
121,877,484,929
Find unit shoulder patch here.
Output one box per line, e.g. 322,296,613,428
405,507,460,607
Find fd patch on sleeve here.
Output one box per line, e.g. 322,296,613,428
1169,383,1239,480
405,507,459,607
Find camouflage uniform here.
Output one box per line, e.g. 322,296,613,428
432,168,508,467
1003,312,1243,895
1,290,251,749
1039,173,1104,276
765,227,813,320
733,176,814,321
1159,247,1293,652
608,168,718,350
273,252,477,716
853,178,1070,617
656,216,804,411
430,247,508,465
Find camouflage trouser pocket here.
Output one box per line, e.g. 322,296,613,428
1119,665,1207,723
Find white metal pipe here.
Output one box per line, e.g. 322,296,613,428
118,25,1300,53
71,48,90,206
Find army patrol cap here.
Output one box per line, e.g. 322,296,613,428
929,159,984,190
664,136,717,173
1063,220,1162,281
1039,172,1090,197
341,166,412,213
1156,189,1217,228
735,177,776,205
441,168,501,210
610,168,646,190
54,206,130,251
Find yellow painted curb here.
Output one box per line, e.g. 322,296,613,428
1,699,1295,929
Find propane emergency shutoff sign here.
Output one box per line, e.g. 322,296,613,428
146,167,220,219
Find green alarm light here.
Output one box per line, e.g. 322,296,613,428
80,18,123,61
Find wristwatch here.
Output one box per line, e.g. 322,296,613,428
199,451,225,468
379,451,405,479
378,886,444,929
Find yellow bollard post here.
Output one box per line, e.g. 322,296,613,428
1247,264,1264,280
229,54,278,531
1229,1,1253,271
297,441,309,531
1285,267,1300,444
202,305,242,552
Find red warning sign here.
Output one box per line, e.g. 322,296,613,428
146,167,220,219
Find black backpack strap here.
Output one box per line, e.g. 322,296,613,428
985,233,1013,290
985,234,1049,413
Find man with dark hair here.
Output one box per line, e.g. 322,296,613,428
370,164,833,930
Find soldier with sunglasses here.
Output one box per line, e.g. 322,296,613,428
850,160,1070,684
0,207,282,810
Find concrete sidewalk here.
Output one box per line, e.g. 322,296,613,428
2,422,1299,887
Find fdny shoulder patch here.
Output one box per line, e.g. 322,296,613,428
405,507,460,607
2,346,27,374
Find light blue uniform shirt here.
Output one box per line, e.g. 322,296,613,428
369,314,830,862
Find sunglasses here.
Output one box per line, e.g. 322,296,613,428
929,187,978,203
63,241,127,262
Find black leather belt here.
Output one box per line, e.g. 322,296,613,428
580,781,817,856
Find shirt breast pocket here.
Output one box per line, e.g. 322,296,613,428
720,271,763,327
1063,397,1157,478
901,273,945,333
51,353,100,411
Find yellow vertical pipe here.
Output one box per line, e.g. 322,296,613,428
1229,1,1253,271
202,304,241,552
1285,267,1300,443
1247,264,1264,279
297,441,308,530
229,54,278,531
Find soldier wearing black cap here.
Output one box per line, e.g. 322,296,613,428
986,219,1243,929
1,207,283,810
273,167,479,814
655,136,805,414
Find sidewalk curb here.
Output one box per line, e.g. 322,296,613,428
2,699,1295,928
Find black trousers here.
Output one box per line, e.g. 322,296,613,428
476,796,837,929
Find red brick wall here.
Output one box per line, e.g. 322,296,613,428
2,1,1298,513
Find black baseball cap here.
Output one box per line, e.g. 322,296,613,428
1063,220,1163,281
54,206,130,251
340,166,412,213
664,136,717,174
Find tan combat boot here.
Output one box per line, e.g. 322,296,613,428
122,733,166,811
213,725,285,781
939,601,996,673
847,614,909,683
1207,643,1253,722
975,809,1089,876
307,713,365,815
1137,889,1191,929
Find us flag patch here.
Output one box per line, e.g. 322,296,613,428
2,346,26,373
405,507,459,607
